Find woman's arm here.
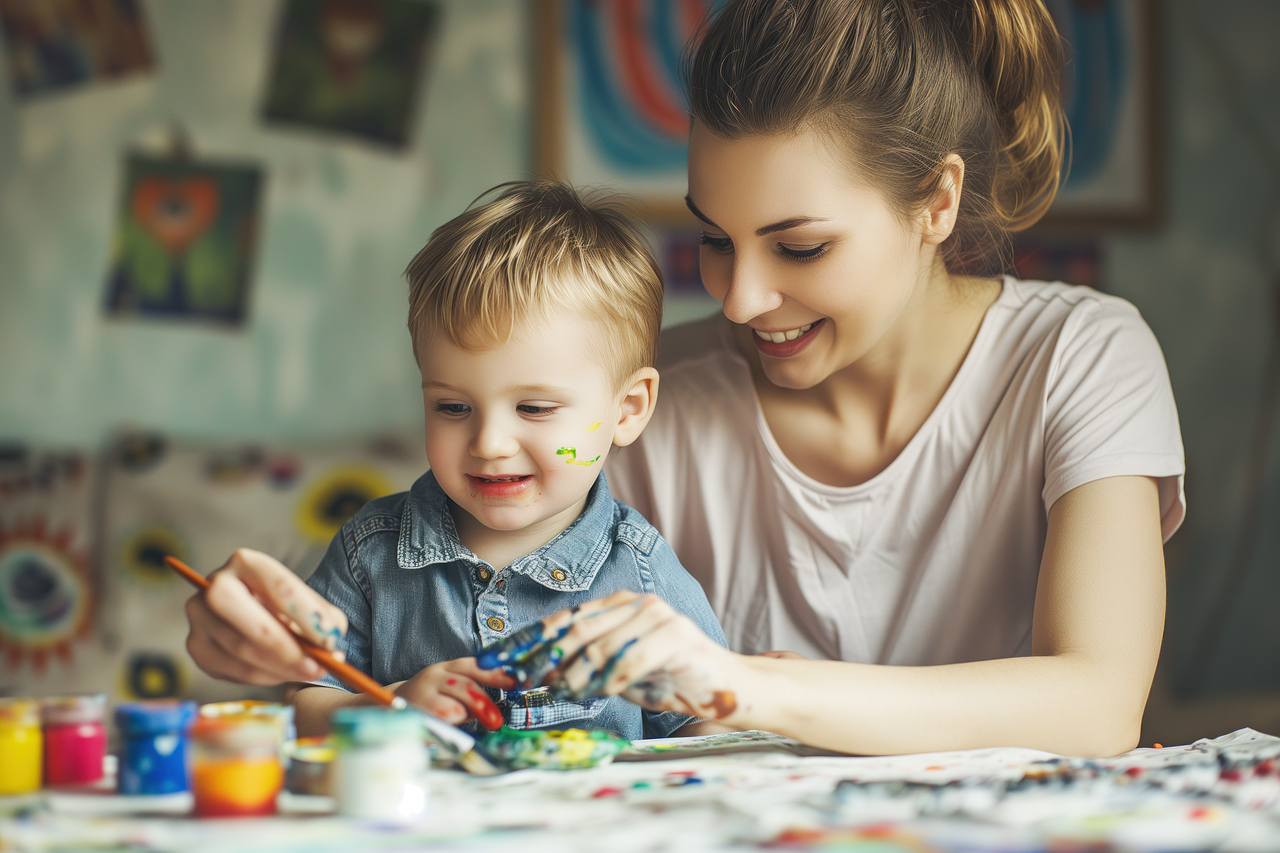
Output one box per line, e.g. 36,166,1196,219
481,475,1165,757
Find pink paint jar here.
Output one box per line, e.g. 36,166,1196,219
41,693,108,787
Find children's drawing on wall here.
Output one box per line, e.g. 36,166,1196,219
0,518,93,673
296,466,393,543
536,0,722,217
0,0,153,100
0,449,96,676
103,153,263,326
260,0,441,149
1040,0,1159,226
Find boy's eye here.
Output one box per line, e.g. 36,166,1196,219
433,402,470,415
698,233,733,254
518,404,560,416
778,242,830,261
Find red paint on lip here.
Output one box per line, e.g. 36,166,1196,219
466,474,533,498
750,318,824,358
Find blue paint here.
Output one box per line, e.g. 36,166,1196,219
115,700,197,795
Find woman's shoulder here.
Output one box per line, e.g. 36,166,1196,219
997,276,1148,326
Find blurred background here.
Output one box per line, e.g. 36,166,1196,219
0,0,1276,747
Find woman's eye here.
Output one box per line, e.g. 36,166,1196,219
698,233,734,254
433,402,470,415
778,243,830,261
518,404,560,416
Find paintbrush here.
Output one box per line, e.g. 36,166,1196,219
164,555,502,776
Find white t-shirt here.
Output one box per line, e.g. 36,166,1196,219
606,277,1185,666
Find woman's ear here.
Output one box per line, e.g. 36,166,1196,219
921,153,965,245
613,367,660,447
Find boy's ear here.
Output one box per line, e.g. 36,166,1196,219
920,153,964,245
613,367,659,448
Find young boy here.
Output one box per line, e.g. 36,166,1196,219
285,181,727,741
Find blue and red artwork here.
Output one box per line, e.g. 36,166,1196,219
569,0,720,174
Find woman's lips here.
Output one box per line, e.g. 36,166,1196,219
466,474,533,498
750,318,824,358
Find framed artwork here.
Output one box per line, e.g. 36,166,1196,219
261,0,442,149
1041,0,1162,228
533,0,719,222
0,0,154,101
103,153,264,326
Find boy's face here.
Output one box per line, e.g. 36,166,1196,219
419,311,623,544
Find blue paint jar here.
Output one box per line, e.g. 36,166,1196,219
115,700,197,795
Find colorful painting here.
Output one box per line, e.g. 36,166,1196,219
261,0,442,149
0,0,154,100
103,154,263,325
534,0,722,220
1042,0,1160,227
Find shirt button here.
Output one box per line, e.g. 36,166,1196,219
478,567,491,581
487,617,505,632
551,569,566,582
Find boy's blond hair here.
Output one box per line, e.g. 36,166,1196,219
406,181,664,390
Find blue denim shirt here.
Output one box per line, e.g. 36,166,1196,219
306,470,727,740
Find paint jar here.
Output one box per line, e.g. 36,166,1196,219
199,700,295,758
115,699,196,795
0,698,42,795
41,693,108,787
284,736,335,796
190,715,284,817
331,706,427,822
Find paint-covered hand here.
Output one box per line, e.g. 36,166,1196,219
395,658,516,731
477,591,743,721
184,548,349,685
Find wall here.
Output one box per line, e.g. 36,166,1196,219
1,0,1278,738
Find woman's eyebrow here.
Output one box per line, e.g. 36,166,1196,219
684,196,830,236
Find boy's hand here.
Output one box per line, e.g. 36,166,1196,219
476,591,745,722
185,548,348,685
395,658,516,730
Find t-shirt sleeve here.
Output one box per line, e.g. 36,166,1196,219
304,523,374,692
1042,298,1186,541
639,536,730,738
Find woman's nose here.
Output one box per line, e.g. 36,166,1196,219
470,416,518,459
719,255,784,325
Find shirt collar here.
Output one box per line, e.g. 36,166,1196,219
397,470,617,592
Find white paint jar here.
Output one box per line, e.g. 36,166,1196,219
330,707,427,822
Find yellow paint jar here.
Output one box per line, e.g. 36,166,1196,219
0,698,42,794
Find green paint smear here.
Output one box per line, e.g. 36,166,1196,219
556,447,600,467
476,726,629,771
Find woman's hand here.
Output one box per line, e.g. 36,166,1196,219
477,590,745,721
394,658,516,730
184,548,348,685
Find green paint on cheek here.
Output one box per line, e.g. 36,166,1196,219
556,447,600,467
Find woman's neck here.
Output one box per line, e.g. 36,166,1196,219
738,270,1001,487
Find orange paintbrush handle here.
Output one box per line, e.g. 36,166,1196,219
164,555,399,707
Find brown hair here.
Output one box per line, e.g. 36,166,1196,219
686,0,1066,274
405,181,664,388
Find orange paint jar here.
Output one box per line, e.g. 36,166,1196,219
190,715,283,818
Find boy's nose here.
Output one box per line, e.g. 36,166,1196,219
470,418,519,460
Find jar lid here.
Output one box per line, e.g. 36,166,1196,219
331,707,423,746
191,715,281,751
42,693,108,726
115,699,197,734
0,697,40,727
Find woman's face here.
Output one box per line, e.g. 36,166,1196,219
686,123,933,390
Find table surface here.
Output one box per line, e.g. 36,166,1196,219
3,728,1279,853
